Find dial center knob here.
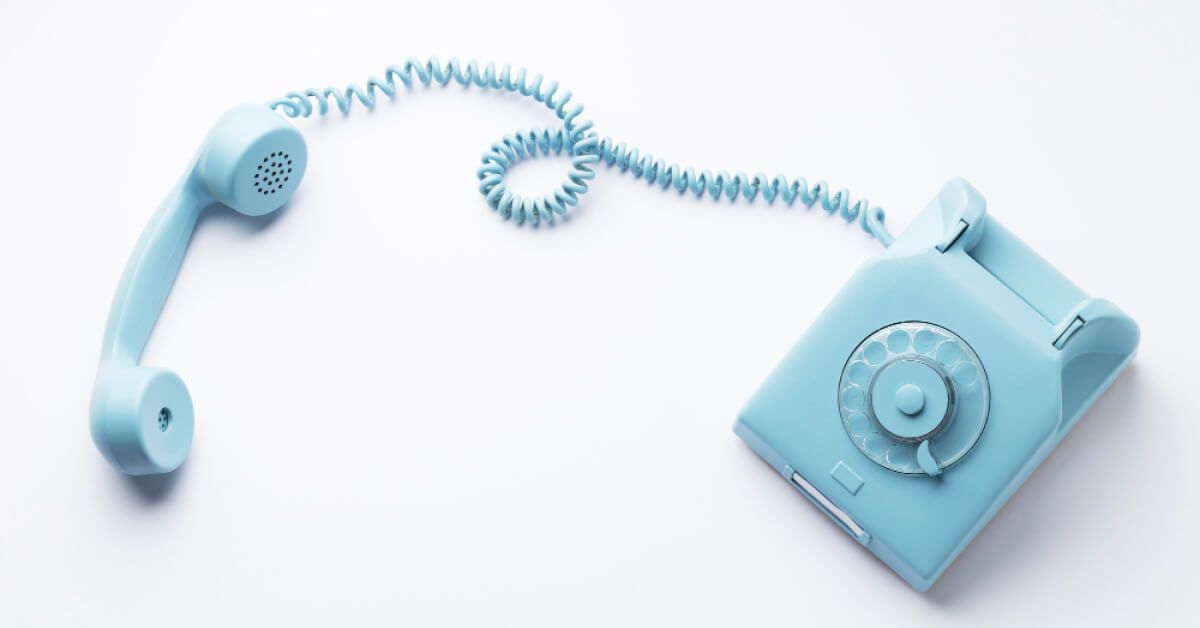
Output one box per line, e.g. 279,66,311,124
895,384,926,415
870,358,951,442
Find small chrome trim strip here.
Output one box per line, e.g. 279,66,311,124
791,471,866,538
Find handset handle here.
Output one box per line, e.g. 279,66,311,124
101,175,210,365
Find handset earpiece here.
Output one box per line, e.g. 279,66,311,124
91,104,307,475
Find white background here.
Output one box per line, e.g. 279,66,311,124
1,1,1197,625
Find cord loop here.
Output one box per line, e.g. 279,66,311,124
268,57,892,242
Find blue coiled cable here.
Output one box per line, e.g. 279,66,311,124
268,57,893,246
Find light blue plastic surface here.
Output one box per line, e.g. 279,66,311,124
90,64,1139,596
734,178,1138,591
90,105,307,475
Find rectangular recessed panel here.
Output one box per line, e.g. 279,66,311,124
830,461,864,495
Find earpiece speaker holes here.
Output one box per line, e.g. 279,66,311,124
158,407,172,432
254,150,293,195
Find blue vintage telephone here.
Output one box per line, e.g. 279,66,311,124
90,59,1138,591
